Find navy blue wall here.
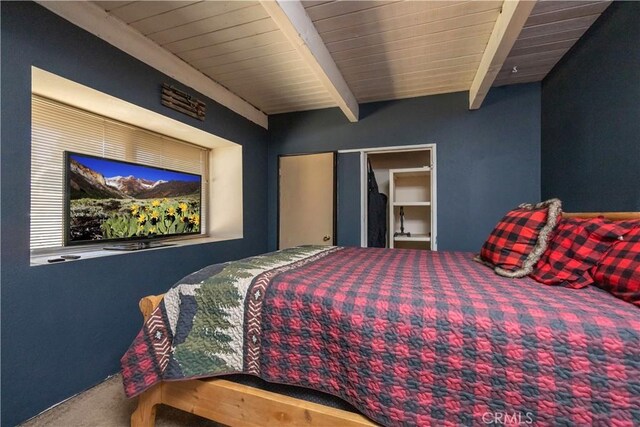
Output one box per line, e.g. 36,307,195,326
268,84,542,252
1,3,268,425
541,1,640,211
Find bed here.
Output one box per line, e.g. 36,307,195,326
123,212,640,427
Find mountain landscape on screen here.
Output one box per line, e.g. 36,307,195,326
67,153,201,244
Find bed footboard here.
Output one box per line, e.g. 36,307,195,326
130,295,377,427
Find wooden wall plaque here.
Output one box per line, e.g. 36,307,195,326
161,84,206,121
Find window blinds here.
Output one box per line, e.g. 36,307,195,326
31,96,209,251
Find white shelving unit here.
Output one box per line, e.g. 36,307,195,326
389,166,434,250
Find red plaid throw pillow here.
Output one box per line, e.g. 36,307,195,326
479,199,562,278
530,217,631,289
592,225,640,306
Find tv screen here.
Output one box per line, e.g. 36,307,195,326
65,152,202,245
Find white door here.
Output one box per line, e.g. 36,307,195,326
279,152,335,249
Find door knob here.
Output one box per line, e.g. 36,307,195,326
323,235,331,242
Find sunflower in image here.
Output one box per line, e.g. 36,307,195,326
166,206,176,221
150,210,160,225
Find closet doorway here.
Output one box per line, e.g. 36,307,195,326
278,152,336,249
359,145,437,250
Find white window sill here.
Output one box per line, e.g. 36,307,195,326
30,234,242,267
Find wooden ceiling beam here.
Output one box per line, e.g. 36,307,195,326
35,1,268,129
469,0,537,109
260,0,359,122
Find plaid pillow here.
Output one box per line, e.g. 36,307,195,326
592,226,640,306
479,199,562,278
530,217,631,289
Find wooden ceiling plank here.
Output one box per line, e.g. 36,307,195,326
264,95,335,109
528,0,608,16
191,42,294,70
200,50,302,75
178,31,286,62
325,11,497,53
352,71,476,94
211,57,311,81
164,18,279,53
329,22,494,60
133,2,252,36
356,84,473,102
265,97,336,109
496,58,563,78
511,27,587,49
344,55,482,83
502,47,571,69
259,90,336,105
267,101,337,115
147,4,269,46
260,0,358,121
219,69,318,86
131,1,253,35
304,1,400,22
230,81,324,105
235,82,328,101
263,98,337,112
353,66,476,90
518,14,600,40
38,1,267,128
525,1,611,27
231,81,318,99
335,36,489,69
217,67,317,87
356,83,471,103
493,73,546,86
339,46,485,76
509,38,578,57
469,0,537,110
313,1,468,34
318,1,501,45
107,1,199,25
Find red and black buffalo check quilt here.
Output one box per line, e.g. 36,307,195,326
122,246,640,426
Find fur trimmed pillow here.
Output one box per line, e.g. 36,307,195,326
479,199,562,278
530,217,631,289
592,225,640,306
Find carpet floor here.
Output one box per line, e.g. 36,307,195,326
20,374,222,427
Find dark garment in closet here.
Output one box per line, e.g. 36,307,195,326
367,161,387,248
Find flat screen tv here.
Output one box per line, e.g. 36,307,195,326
65,152,202,248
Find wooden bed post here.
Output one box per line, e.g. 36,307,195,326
131,295,165,427
139,294,164,322
131,384,162,427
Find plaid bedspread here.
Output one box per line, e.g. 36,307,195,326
122,246,640,426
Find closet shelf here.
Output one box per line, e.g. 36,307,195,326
393,234,431,242
393,202,431,206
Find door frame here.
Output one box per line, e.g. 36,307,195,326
277,151,337,249
337,143,437,249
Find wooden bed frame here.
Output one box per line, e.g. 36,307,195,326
131,212,640,427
